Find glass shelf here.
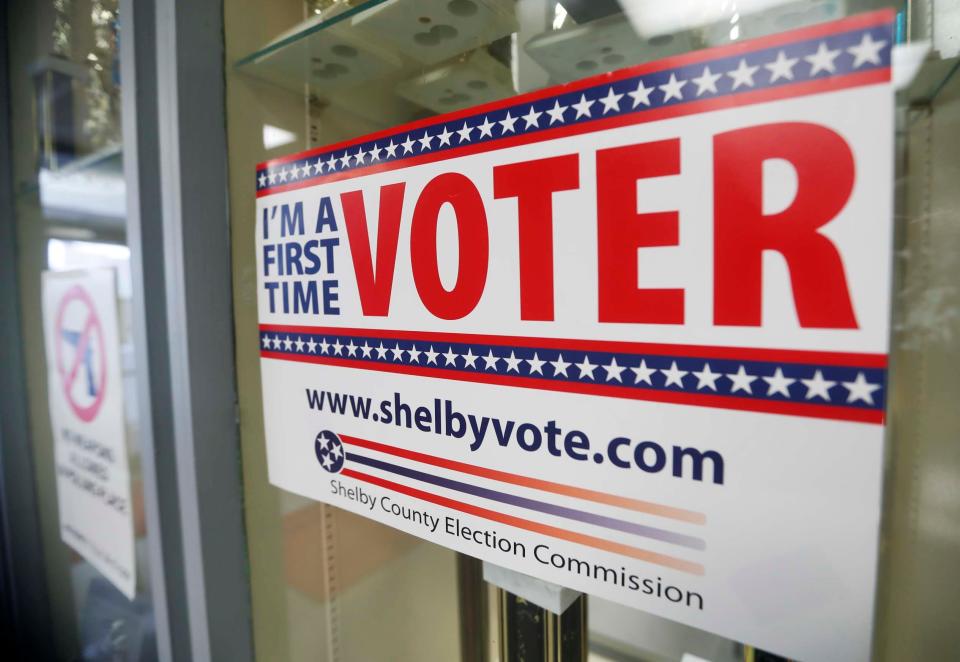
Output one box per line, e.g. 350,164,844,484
902,55,960,105
234,0,388,73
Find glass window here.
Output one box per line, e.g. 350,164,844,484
6,1,159,660
223,1,959,661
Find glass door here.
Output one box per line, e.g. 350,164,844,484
222,1,960,661
4,1,160,660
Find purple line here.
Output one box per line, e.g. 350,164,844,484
345,452,705,551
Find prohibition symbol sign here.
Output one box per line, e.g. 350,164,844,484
55,284,107,422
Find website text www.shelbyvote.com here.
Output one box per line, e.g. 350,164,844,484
306,388,725,485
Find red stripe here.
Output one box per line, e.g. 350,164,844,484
339,433,705,524
341,467,704,575
258,68,890,197
256,9,894,172
261,352,884,424
258,324,887,368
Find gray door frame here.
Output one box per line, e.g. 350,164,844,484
148,0,255,659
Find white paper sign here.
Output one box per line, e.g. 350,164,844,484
255,11,895,661
42,268,136,598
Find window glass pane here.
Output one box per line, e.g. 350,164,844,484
6,1,159,659
225,1,960,661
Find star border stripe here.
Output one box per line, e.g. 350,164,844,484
256,11,894,196
259,326,887,424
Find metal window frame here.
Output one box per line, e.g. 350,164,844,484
148,0,255,660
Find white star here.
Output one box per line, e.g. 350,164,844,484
477,117,495,137
847,33,886,68
319,454,331,471
843,372,881,405
727,59,759,89
360,342,372,358
576,355,597,380
805,41,841,75
545,101,567,125
261,334,271,349
457,122,474,143
300,164,311,178
306,337,317,353
390,344,405,361
482,350,500,371
765,50,798,82
692,66,721,96
279,168,290,182
801,370,836,401
462,348,478,368
329,444,342,460
599,87,624,113
437,126,453,146
504,351,522,373
424,345,439,365
418,131,433,151
339,153,351,168
407,345,422,363
311,158,323,175
628,79,654,107
374,342,388,359
331,339,343,355
319,338,331,354
660,361,688,387
550,353,571,377
659,73,686,102
499,112,518,134
346,340,357,357
385,140,398,157
522,106,543,129
526,352,545,375
258,173,267,188
572,94,594,118
763,367,795,397
630,359,656,385
442,347,459,366
726,365,757,394
401,135,415,154
602,357,626,382
270,335,281,350
325,155,337,171
267,171,278,184
693,363,721,391
369,144,382,161
288,165,300,180
353,148,366,165
294,336,304,352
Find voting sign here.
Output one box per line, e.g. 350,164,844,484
42,268,136,598
255,12,894,660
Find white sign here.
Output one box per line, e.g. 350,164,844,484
255,12,894,661
42,268,136,598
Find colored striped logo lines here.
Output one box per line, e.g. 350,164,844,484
334,432,705,575
256,10,893,196
259,326,887,423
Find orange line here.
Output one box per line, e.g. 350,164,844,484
341,434,705,525
342,468,704,575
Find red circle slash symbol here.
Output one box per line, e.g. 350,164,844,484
55,285,108,423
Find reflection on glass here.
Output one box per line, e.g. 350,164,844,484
8,0,156,660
